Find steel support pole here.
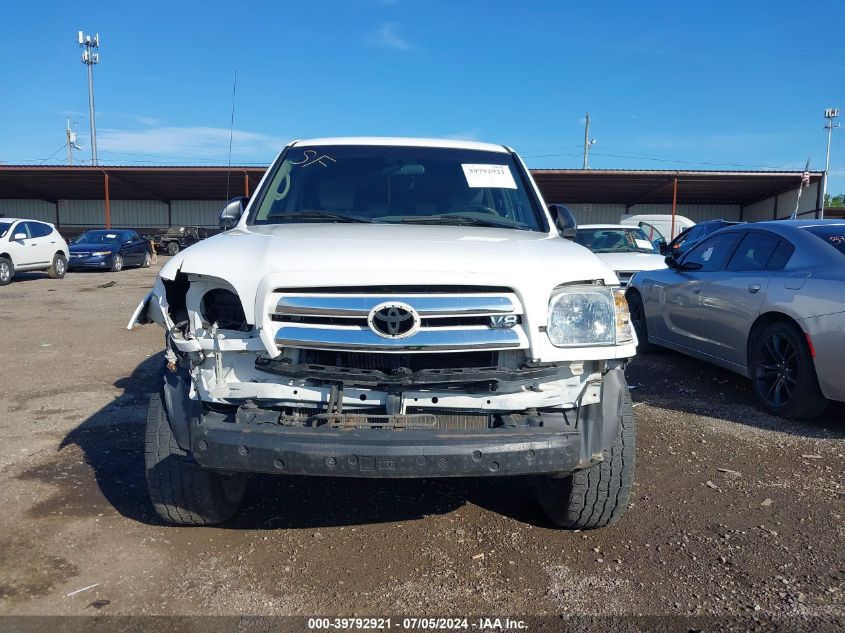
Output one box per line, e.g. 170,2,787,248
671,176,678,239
104,172,111,229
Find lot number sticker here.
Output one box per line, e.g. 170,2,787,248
634,238,653,250
462,164,517,189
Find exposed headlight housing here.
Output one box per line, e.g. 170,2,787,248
547,285,634,347
92,250,112,256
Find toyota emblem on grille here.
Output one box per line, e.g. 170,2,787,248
368,302,420,339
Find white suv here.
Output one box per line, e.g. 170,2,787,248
0,218,69,285
131,137,638,529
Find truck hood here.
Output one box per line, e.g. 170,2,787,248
594,251,667,272
158,223,617,324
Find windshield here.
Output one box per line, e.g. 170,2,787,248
249,145,546,232
75,231,125,244
0,221,11,239
801,224,845,256
576,227,657,253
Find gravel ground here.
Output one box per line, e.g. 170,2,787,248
0,263,843,629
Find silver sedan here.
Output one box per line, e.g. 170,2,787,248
626,220,845,419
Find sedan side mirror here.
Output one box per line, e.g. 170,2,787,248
657,240,668,255
219,196,249,230
13,232,26,241
548,204,577,240
664,254,678,269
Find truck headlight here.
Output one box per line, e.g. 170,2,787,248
547,286,633,347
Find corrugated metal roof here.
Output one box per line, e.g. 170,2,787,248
0,165,823,206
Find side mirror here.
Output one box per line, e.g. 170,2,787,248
548,204,577,240
13,232,26,241
657,240,668,255
219,196,248,230
664,254,678,269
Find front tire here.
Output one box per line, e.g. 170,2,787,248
0,257,13,286
626,291,656,352
110,254,123,272
166,242,180,256
750,321,828,419
47,253,67,279
536,388,635,529
145,392,246,525
141,251,152,268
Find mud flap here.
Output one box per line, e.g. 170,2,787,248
161,366,201,452
599,367,625,451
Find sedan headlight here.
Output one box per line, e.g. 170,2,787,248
92,250,112,256
547,285,634,347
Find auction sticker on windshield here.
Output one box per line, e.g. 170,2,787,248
635,238,653,250
461,164,517,189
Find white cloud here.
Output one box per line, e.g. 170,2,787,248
98,125,287,160
134,116,162,127
374,23,411,51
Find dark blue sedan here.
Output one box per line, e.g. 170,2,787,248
68,229,152,272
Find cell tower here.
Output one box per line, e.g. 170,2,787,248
78,31,100,165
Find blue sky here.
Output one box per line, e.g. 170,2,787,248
2,0,844,192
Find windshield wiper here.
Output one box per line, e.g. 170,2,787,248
266,210,374,224
400,214,528,230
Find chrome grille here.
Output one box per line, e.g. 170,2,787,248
271,288,526,353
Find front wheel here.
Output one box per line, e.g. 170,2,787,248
47,253,67,279
750,321,828,419
145,392,246,525
626,291,656,352
110,254,123,272
536,388,635,529
166,242,180,256
141,251,152,268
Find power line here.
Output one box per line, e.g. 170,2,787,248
39,144,69,164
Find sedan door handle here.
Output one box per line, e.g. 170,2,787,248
747,284,761,294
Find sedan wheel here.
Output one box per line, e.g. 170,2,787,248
110,254,124,272
48,254,67,279
0,258,12,286
626,291,656,352
750,321,828,419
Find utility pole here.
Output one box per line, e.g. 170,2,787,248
78,31,100,166
582,112,597,169
822,107,839,220
65,117,80,165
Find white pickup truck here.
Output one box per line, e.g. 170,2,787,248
130,137,637,528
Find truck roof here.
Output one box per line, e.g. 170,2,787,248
293,136,509,153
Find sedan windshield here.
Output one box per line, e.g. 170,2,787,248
802,224,845,256
249,145,546,232
75,231,125,244
576,227,657,253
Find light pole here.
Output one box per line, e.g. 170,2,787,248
78,31,100,166
822,107,839,219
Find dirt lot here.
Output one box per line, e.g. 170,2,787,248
0,263,843,626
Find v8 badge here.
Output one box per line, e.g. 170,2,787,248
489,315,519,329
